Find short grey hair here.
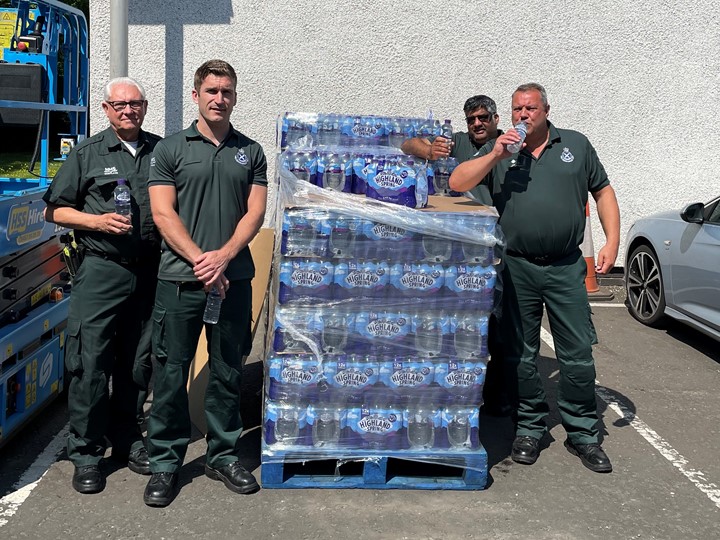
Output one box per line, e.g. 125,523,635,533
514,82,549,109
104,77,146,101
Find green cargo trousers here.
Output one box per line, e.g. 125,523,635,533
147,279,252,473
65,254,157,466
500,250,600,444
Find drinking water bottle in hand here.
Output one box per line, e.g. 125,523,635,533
203,286,222,324
114,178,132,217
506,121,527,153
441,119,453,142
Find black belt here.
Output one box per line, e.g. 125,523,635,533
174,280,205,291
85,250,157,267
506,249,577,266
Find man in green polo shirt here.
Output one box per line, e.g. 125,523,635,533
401,94,500,205
450,83,620,473
43,77,160,494
143,59,268,507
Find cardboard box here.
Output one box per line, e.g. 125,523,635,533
422,194,495,214
187,227,275,434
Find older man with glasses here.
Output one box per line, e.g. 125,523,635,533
43,77,162,494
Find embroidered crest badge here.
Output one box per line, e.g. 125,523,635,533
235,148,249,165
560,147,574,163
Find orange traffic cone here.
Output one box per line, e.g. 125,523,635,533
581,202,600,293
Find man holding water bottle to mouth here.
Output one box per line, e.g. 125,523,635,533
450,83,620,473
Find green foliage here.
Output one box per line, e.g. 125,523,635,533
0,152,61,179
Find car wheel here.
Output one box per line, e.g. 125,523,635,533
626,244,666,326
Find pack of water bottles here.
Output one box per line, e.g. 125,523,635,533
278,112,453,151
277,111,462,206
262,170,502,466
280,148,463,208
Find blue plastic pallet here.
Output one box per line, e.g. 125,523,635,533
261,449,487,490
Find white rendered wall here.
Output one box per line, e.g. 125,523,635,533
90,0,720,267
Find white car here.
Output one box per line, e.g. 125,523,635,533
624,196,720,341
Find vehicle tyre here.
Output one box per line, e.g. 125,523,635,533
626,244,666,327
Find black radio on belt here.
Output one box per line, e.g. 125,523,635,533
59,232,85,278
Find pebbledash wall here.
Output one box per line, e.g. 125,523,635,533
89,0,720,267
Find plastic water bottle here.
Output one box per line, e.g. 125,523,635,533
445,407,472,448
318,113,341,146
310,404,342,447
441,119,453,142
453,311,482,359
274,404,302,444
283,209,315,257
414,311,445,357
329,215,355,258
321,308,349,354
322,153,345,191
285,115,310,148
114,178,132,217
458,215,494,264
405,404,437,449
203,286,222,324
387,117,406,148
432,160,450,194
433,119,442,137
506,121,527,153
421,230,453,262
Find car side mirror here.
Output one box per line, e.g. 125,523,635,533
680,202,705,224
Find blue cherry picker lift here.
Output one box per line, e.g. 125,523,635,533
0,0,88,447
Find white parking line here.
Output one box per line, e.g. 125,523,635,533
589,303,626,308
540,326,720,509
0,424,68,528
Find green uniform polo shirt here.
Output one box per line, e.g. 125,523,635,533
43,127,161,258
450,130,483,163
450,130,500,205
148,121,268,282
472,121,609,258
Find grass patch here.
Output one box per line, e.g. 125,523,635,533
0,152,62,179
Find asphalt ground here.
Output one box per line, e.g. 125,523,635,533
1,283,718,540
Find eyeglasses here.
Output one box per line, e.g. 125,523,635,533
465,113,493,124
465,113,492,124
106,100,145,112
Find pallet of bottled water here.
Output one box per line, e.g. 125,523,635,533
261,174,502,490
277,111,463,202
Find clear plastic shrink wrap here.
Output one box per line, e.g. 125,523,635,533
262,115,504,473
278,112,465,201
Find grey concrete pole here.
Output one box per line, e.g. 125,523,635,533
109,0,128,78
